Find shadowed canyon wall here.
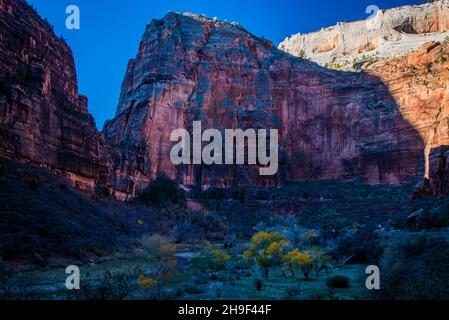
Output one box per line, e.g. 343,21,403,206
0,0,112,194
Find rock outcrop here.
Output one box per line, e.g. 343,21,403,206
279,0,449,72
0,0,111,194
104,12,425,194
429,145,449,195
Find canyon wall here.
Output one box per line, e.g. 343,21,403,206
279,0,449,192
429,145,449,195
104,12,425,195
3,0,446,200
0,0,112,194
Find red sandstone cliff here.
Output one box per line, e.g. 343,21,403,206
104,12,425,196
280,0,449,184
0,0,111,194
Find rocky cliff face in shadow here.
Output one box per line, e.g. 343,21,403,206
0,0,112,194
104,12,425,197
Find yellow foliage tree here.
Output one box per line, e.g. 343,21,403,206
244,231,288,279
283,249,313,280
137,275,157,289
141,235,177,299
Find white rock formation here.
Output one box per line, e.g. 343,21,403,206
279,0,449,71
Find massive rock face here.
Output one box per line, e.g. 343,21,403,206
279,0,449,196
368,40,449,181
104,12,425,194
0,0,111,194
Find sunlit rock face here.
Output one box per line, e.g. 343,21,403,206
104,12,425,195
279,0,449,71
0,0,112,194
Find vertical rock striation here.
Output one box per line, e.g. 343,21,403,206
0,0,111,194
104,12,425,196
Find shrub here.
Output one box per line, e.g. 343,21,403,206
76,271,138,300
209,249,231,270
136,175,186,207
326,276,350,290
284,287,302,299
209,274,218,281
0,261,34,300
380,233,449,300
184,285,205,295
335,227,382,264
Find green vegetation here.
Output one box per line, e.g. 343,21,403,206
380,233,449,300
326,275,351,297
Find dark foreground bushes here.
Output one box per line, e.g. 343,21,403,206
335,227,383,264
380,233,449,300
136,175,186,207
326,275,351,289
0,260,34,300
76,270,139,300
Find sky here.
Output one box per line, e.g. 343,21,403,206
27,0,425,130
